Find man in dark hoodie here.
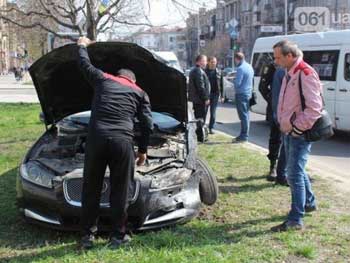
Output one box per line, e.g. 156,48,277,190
77,37,153,250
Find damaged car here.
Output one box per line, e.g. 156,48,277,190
17,42,218,231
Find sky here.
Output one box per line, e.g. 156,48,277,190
146,0,216,27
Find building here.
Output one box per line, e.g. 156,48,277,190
0,0,10,74
126,27,188,69
185,0,350,65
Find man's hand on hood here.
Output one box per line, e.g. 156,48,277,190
78,37,95,48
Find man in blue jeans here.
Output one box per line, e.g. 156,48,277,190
232,52,254,143
271,40,321,232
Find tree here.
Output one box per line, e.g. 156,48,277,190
0,0,152,40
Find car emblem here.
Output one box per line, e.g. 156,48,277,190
101,181,109,194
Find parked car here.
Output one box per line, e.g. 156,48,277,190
17,42,218,231
222,67,235,77
222,77,235,103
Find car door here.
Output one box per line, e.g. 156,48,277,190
335,49,350,131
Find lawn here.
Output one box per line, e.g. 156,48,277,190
0,103,349,263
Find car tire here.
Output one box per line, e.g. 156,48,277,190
196,157,218,206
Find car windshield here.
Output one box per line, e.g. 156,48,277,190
63,111,181,132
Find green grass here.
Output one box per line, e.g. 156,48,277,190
0,103,349,263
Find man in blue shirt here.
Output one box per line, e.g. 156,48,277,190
233,52,254,142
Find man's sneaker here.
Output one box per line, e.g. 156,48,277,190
108,234,132,250
305,205,317,213
209,129,215,134
271,221,303,232
80,234,95,250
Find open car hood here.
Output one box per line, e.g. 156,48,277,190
29,42,187,125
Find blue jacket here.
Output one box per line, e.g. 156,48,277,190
234,60,254,95
271,68,285,123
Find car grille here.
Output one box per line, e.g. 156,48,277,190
63,177,139,207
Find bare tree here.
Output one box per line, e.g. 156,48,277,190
0,0,152,40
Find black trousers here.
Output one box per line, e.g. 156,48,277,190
193,103,208,142
81,133,134,238
267,119,282,164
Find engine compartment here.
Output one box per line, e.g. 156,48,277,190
26,112,188,178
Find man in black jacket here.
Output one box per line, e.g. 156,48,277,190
188,54,210,142
205,56,224,134
77,37,153,249
258,62,287,185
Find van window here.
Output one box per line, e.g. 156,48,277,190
344,54,350,81
303,50,339,81
252,53,274,76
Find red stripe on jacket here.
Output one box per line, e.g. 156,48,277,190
103,73,142,92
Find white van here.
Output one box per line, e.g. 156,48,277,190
154,51,183,72
250,30,350,132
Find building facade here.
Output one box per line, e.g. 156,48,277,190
126,27,188,69
0,0,10,74
185,0,350,66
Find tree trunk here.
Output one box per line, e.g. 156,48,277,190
86,0,97,40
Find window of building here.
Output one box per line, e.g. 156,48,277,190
169,36,175,43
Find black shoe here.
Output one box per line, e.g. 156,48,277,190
266,167,277,182
305,205,317,213
209,129,215,134
80,234,95,250
271,221,303,232
232,137,247,143
275,178,289,186
108,234,132,250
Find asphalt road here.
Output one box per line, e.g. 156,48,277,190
213,101,350,186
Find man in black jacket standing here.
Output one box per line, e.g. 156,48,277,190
188,54,210,142
205,56,224,134
77,37,153,249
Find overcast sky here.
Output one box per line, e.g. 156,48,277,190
146,0,216,27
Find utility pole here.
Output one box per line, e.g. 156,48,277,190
284,0,288,35
197,11,200,55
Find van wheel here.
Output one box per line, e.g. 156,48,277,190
196,157,218,205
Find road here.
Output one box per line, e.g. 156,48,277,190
0,74,349,188
213,102,350,188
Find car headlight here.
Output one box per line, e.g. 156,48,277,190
151,167,192,189
20,162,54,188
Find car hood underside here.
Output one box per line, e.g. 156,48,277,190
29,42,187,125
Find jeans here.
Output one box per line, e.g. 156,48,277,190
208,93,220,130
235,93,251,141
276,143,287,181
284,135,316,225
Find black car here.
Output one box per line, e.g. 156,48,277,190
17,42,218,231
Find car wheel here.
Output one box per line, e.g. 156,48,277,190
196,157,218,205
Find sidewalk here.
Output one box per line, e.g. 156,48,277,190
0,74,38,103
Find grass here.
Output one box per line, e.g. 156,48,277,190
0,103,349,263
